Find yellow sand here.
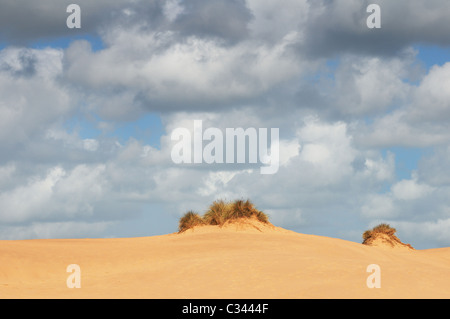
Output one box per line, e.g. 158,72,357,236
1,220,449,299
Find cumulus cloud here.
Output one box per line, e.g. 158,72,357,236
395,219,450,249
417,146,450,187
361,194,395,219
355,62,450,148
408,62,450,122
0,165,106,224
0,106,397,241
0,48,76,176
391,177,435,201
0,221,113,240
156,115,396,239
332,53,413,116
62,27,305,114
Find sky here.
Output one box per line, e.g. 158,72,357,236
0,0,449,249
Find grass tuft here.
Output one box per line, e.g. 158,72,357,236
361,223,406,247
178,211,205,233
178,199,269,232
362,223,397,242
203,200,232,226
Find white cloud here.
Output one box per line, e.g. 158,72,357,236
0,47,71,145
46,129,99,152
361,194,395,218
0,165,107,224
0,221,113,240
267,208,304,229
163,0,184,22
278,139,301,166
355,62,450,148
295,119,357,184
395,219,450,249
0,166,66,223
392,177,435,201
63,24,307,113
409,62,450,121
417,145,450,186
333,54,412,115
197,171,240,197
363,152,395,181
300,144,330,164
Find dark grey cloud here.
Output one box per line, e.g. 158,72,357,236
3,0,449,57
173,0,251,44
300,0,450,58
0,0,251,46
0,0,164,44
0,0,96,43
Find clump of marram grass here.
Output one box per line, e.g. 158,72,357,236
362,223,397,244
254,209,269,224
228,199,269,223
178,211,205,233
203,200,232,226
178,199,269,232
362,223,413,249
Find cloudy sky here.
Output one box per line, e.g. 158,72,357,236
1,0,450,249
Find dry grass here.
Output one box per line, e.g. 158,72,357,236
362,223,414,249
227,199,269,223
178,199,269,232
178,211,205,233
362,223,396,243
203,200,232,226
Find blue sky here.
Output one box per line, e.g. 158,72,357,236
416,45,450,69
64,112,165,148
30,34,105,52
381,147,422,179
0,0,450,250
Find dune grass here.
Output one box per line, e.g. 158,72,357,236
203,200,232,226
178,211,205,233
361,223,413,248
362,223,396,243
228,199,269,223
178,199,269,233
362,223,414,249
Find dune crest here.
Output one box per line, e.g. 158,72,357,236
363,233,414,250
178,216,293,235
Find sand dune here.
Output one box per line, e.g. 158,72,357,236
1,220,450,299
